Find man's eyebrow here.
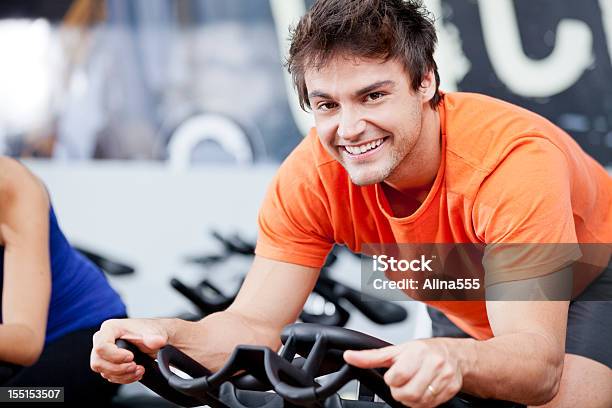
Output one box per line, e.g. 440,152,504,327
307,80,395,100
308,90,332,100
354,80,395,96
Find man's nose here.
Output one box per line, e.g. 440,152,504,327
337,108,366,141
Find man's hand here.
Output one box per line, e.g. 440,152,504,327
90,318,173,384
90,256,320,385
344,338,464,408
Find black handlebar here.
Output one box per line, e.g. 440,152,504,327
315,276,408,325
116,323,524,408
114,339,204,407
76,247,135,276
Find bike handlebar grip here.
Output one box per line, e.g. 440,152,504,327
115,339,202,407
77,247,135,276
317,275,407,325
281,323,391,351
171,278,234,316
171,277,226,314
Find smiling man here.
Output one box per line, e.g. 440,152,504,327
91,1,612,407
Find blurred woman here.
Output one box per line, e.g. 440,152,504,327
0,157,127,403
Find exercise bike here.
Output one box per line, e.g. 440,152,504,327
117,323,525,408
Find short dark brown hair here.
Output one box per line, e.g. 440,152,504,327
287,0,441,110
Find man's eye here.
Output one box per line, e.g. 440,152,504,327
366,92,385,101
317,102,337,111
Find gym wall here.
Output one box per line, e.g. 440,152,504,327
0,0,609,167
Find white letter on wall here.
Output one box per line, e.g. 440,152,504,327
599,0,612,67
477,0,592,97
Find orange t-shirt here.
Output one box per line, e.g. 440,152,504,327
255,92,612,340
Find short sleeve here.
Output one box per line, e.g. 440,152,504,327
472,137,582,285
255,143,334,268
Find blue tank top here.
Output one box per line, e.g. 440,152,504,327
0,207,127,344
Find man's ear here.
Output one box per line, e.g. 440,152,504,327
419,69,437,104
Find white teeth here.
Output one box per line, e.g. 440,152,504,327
344,138,385,155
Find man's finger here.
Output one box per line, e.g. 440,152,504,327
91,358,137,377
92,323,134,363
383,352,421,387
105,366,145,385
94,341,134,364
118,333,167,354
343,345,399,368
387,356,438,403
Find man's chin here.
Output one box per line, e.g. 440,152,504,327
348,171,387,187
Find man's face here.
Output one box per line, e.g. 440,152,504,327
305,56,429,186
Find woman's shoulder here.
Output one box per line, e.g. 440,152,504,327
0,157,49,211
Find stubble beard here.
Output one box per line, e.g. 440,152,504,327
344,141,405,186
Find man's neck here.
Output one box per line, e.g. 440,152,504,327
381,182,431,218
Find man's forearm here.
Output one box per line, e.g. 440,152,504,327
167,310,282,371
445,333,563,405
